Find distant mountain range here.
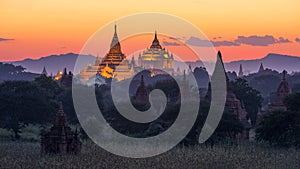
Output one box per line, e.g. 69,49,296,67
224,53,300,74
7,53,300,75
9,53,95,75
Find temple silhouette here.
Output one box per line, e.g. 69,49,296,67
205,51,251,140
268,70,292,111
41,102,81,154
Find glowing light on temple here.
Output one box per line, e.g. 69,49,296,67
76,25,176,83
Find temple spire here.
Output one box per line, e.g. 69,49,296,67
238,64,243,77
63,68,67,75
258,63,264,72
54,101,68,127
283,70,287,80
135,75,148,102
150,30,162,49
219,51,225,67
217,51,228,80
42,66,48,76
112,24,118,41
109,24,122,54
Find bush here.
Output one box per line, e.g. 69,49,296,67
256,110,300,148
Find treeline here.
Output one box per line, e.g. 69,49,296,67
0,70,298,148
256,93,300,148
0,75,77,139
0,63,39,83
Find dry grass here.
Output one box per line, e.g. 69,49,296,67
0,141,299,169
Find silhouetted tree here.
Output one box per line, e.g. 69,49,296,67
285,92,300,112
256,110,300,148
0,63,38,82
34,75,62,97
0,81,57,139
232,78,263,125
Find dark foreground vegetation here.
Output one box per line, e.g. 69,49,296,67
0,141,299,169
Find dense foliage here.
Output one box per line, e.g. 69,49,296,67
232,78,263,125
0,63,38,82
285,92,300,112
256,110,300,147
256,92,300,147
0,75,65,139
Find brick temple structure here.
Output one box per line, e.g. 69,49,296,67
268,70,292,112
41,102,81,154
206,51,251,140
134,75,149,102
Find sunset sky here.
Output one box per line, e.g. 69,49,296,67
0,0,299,62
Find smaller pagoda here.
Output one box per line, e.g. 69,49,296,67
268,70,292,112
135,75,149,102
41,102,81,154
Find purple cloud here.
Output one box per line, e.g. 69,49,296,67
0,38,14,42
185,37,239,47
212,40,239,47
295,38,300,43
235,35,277,46
185,35,292,47
163,41,181,46
234,35,291,46
277,37,291,43
185,36,212,47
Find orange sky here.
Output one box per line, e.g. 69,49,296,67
0,0,299,62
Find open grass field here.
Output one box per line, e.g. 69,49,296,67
0,141,299,169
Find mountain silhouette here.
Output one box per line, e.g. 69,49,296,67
8,53,300,75
225,53,300,74
10,53,96,75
